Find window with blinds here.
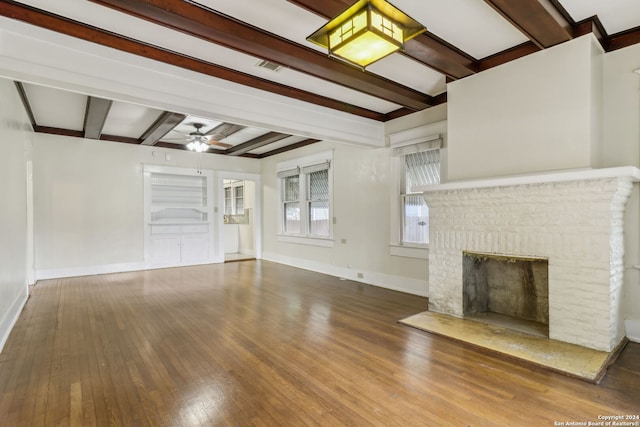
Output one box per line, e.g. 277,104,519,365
307,168,330,236
278,157,332,239
282,173,301,234
401,148,440,245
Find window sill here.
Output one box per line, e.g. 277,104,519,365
389,244,429,259
278,234,334,248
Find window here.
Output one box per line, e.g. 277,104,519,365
234,185,244,215
277,151,333,244
307,168,330,236
223,180,245,215
401,150,440,245
224,186,232,215
282,172,301,234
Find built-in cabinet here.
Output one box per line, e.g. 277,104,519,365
144,165,215,268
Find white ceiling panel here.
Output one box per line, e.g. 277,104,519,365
102,102,163,138
22,83,86,131
367,54,447,96
393,0,529,59
558,0,640,35
221,127,272,146
194,0,327,52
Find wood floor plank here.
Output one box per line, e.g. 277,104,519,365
0,260,638,426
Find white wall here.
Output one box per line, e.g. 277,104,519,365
34,134,259,279
0,79,31,351
447,35,603,181
261,141,429,296
602,43,640,341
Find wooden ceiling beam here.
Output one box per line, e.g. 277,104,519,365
140,111,186,146
33,126,84,138
483,0,572,49
477,42,540,72
606,26,640,52
257,138,321,158
100,134,142,145
0,1,389,121
226,132,290,156
84,96,112,139
14,82,37,130
89,0,435,111
287,0,478,79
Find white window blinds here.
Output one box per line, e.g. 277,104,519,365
405,150,440,192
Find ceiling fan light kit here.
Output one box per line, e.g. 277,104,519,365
307,0,425,68
186,140,209,152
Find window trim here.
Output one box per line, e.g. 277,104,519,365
277,150,334,247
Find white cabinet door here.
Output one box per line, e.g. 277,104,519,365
181,234,210,263
149,235,181,265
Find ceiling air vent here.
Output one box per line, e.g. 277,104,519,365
256,60,282,72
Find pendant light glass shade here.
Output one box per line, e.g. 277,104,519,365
307,0,425,68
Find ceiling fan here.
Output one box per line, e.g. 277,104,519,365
163,122,234,152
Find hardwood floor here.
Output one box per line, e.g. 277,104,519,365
1,261,639,426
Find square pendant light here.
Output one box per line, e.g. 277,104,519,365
307,0,425,68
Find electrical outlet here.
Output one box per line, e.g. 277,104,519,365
357,272,364,279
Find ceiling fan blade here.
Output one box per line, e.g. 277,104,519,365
161,138,190,142
208,140,233,149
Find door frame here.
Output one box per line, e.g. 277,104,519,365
216,171,261,262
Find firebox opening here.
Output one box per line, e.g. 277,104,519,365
462,251,549,338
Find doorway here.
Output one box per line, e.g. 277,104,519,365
220,174,260,262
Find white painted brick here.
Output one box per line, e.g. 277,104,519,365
423,176,634,352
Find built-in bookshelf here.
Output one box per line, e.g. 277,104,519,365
143,165,214,267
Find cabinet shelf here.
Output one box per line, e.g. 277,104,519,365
150,205,207,213
149,220,210,225
152,193,207,199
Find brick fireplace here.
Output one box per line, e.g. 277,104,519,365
418,167,640,352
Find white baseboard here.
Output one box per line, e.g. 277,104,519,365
36,262,147,281
626,319,640,343
0,285,28,353
262,252,428,297
35,258,228,281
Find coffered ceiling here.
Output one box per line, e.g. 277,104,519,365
2,0,640,157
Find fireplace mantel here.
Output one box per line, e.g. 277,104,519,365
414,166,640,193
419,167,640,352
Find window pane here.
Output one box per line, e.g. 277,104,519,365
309,201,330,236
405,150,440,192
403,194,429,244
284,202,301,234
224,187,232,215
309,170,329,200
284,175,300,202
235,185,244,215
